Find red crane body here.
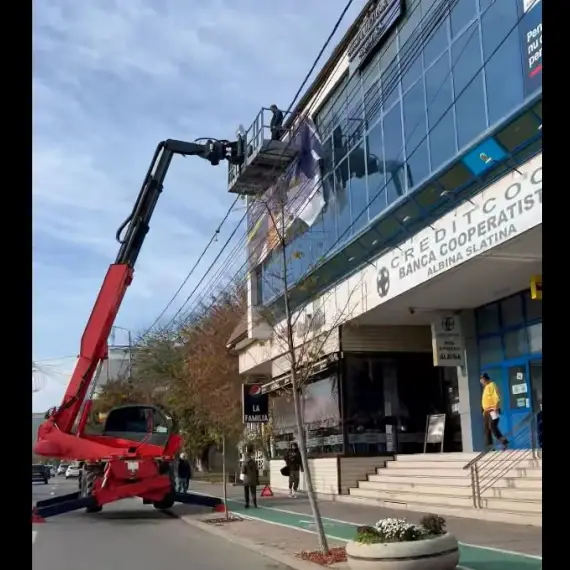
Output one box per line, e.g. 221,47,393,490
32,138,243,522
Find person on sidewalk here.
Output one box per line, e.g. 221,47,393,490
242,445,259,509
176,452,192,493
285,442,303,498
481,373,508,450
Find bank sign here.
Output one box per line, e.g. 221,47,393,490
519,0,542,96
372,153,542,305
348,0,404,76
242,383,269,423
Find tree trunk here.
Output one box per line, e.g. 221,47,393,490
280,228,330,554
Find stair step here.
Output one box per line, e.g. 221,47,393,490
367,474,542,489
349,487,542,511
386,459,540,471
337,494,542,527
358,480,542,501
379,467,542,478
393,453,479,462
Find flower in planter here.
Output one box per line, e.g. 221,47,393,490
354,515,448,544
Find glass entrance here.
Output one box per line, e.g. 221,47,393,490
529,358,542,449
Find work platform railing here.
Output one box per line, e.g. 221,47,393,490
463,411,542,508
227,107,301,195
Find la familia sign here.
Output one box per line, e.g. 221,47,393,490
348,0,404,76
242,383,269,423
373,153,542,304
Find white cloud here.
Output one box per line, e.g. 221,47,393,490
33,0,366,410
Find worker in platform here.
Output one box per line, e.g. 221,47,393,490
176,452,192,493
480,373,509,450
241,445,259,508
269,104,284,140
285,442,303,498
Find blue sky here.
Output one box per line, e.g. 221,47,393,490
32,0,366,411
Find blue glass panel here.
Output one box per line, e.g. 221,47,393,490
481,0,524,125
348,143,369,235
422,0,450,67
399,0,423,92
455,73,487,150
382,101,405,206
462,138,507,176
402,79,430,187
380,37,400,111
450,0,477,38
425,52,456,170
365,122,388,221
335,157,352,243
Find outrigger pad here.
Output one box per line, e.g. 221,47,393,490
174,492,222,509
33,493,98,520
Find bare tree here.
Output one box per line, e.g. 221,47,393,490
253,191,362,554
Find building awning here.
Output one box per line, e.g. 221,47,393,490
227,314,248,348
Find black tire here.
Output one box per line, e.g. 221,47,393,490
44,478,48,485
153,494,175,510
81,468,103,514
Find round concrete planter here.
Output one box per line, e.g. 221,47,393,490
346,533,459,570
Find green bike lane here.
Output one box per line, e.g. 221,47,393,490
190,488,541,570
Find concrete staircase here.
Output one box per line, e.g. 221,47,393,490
346,452,542,526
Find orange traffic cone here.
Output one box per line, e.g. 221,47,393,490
260,485,274,497
213,503,227,513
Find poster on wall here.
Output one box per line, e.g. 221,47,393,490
519,0,542,96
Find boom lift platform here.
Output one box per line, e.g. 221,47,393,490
32,137,245,523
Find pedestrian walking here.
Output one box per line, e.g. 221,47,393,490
481,373,509,450
241,445,259,508
176,452,192,493
284,442,303,498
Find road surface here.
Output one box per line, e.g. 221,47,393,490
32,477,288,570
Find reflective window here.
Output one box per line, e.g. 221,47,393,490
524,290,542,322
476,303,500,335
455,74,487,150
425,52,457,171
403,78,430,187
450,0,477,38
400,1,424,94
335,158,352,242
479,336,503,367
382,101,405,206
422,0,450,67
348,143,369,235
504,329,528,360
481,0,524,125
366,122,387,221
380,35,400,111
527,323,542,354
500,294,524,328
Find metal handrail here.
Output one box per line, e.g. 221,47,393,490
463,411,541,508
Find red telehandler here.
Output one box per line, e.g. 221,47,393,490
32,137,245,522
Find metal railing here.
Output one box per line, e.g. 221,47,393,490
227,107,300,189
463,411,541,508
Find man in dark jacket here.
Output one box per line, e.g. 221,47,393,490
269,104,284,140
241,445,259,508
285,442,303,498
177,452,192,493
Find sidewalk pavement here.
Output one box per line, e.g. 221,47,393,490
172,481,542,570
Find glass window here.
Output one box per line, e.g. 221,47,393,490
481,0,524,126
380,34,400,111
402,79,430,188
479,335,503,367
527,323,542,354
364,80,382,127
400,0,424,93
452,22,483,93
524,290,542,322
382,101,405,206
455,73,487,150
426,53,456,171
334,164,351,245
322,184,338,254
500,295,524,328
348,143,369,235
365,122,388,221
450,0,477,38
504,329,529,360
422,0,450,67
476,302,500,335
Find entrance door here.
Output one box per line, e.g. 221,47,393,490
529,359,543,449
503,361,533,449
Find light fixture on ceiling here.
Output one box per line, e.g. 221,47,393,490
402,215,412,223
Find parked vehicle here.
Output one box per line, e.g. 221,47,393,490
32,464,49,484
65,462,83,479
57,463,69,476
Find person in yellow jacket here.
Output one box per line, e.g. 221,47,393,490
481,373,508,450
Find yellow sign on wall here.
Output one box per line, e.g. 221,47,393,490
530,275,542,300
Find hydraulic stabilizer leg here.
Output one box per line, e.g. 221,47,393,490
32,492,99,522
173,492,223,509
